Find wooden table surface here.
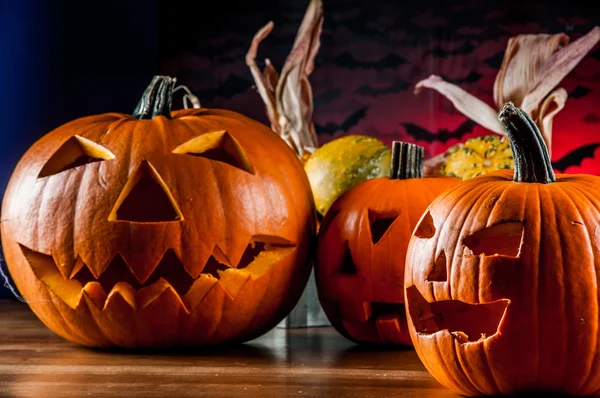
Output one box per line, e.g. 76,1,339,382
0,300,457,397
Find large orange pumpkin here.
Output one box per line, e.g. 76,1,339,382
405,102,600,396
315,142,458,345
1,75,316,348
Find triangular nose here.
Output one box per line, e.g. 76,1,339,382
109,160,183,222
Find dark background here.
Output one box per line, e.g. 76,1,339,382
1,0,600,297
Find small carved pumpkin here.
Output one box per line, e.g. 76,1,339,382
405,103,600,396
1,76,316,348
315,142,459,345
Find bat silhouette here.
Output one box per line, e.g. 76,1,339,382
201,75,252,100
329,9,387,36
441,71,483,85
401,119,476,143
332,52,409,69
478,26,511,41
314,88,343,106
552,143,600,173
315,107,369,135
485,51,505,68
583,113,600,124
354,79,409,97
569,85,592,99
428,42,476,57
195,39,246,57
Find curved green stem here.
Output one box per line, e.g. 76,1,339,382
498,102,556,183
133,75,176,120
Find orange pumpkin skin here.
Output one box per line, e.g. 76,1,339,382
405,104,600,396
1,76,316,348
315,142,459,345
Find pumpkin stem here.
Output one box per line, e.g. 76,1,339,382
390,141,424,180
498,102,556,183
133,75,176,120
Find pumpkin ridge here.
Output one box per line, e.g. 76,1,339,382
80,294,116,347
556,183,600,392
453,336,484,395
444,180,503,302
558,183,595,391
50,293,97,346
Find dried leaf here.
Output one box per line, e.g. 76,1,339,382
414,75,505,135
522,26,600,113
494,33,569,109
246,0,323,158
533,87,567,155
275,0,323,157
263,59,279,96
245,21,279,131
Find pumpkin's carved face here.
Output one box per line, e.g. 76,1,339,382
315,175,458,346
406,209,516,346
1,78,315,348
404,172,600,396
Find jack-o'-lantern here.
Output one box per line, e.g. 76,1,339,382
315,142,458,345
1,75,316,348
405,103,600,396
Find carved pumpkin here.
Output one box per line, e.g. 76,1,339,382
405,103,600,396
1,75,316,348
315,142,459,345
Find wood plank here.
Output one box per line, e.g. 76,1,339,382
0,300,456,397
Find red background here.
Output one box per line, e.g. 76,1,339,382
159,0,600,174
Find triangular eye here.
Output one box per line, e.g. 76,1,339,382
427,251,447,282
414,211,435,238
38,135,115,178
340,242,358,274
368,209,399,244
172,130,254,174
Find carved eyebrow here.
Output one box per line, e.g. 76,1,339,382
172,130,254,174
38,135,115,178
463,221,524,258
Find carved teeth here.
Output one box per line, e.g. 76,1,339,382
20,239,296,312
218,269,251,299
69,256,86,279
137,278,185,310
183,274,219,311
376,314,406,344
104,282,137,310
81,282,107,309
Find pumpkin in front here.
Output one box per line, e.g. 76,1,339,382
1,76,316,348
315,142,458,345
405,103,600,396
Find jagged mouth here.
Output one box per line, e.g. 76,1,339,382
19,239,295,312
406,286,510,344
338,301,407,344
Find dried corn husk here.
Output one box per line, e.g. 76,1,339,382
415,26,600,174
246,0,323,159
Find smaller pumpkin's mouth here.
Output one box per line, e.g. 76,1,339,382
406,286,510,344
19,240,295,312
337,300,408,344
